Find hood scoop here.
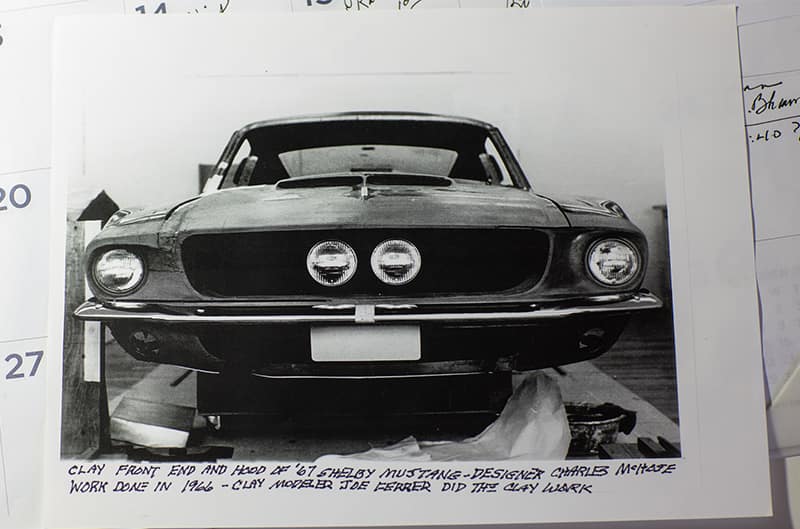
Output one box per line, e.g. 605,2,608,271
366,173,452,187
275,175,363,189
275,173,453,193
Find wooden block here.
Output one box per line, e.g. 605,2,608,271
110,397,195,449
657,436,682,457
61,212,110,456
637,437,668,458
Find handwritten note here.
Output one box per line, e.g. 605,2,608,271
738,14,800,400
61,460,677,498
744,72,800,242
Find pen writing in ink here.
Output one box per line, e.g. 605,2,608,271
747,121,800,144
344,0,375,11
191,0,232,12
743,81,783,91
398,0,423,9
749,87,800,115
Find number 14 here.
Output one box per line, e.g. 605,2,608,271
135,3,167,14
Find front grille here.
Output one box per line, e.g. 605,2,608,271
181,228,549,297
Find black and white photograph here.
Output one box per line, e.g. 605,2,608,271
58,49,677,465
62,108,677,461
46,8,769,527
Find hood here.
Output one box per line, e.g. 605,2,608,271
162,179,568,235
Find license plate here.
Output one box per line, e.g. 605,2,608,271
310,325,421,362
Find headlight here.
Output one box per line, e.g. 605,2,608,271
92,249,146,295
371,239,421,285
586,239,640,286
307,240,357,286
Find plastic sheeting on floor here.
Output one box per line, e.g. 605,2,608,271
317,372,570,462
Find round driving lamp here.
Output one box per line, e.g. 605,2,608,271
371,239,422,285
586,239,640,286
92,249,146,295
307,240,357,286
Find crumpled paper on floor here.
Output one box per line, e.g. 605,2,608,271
317,372,570,462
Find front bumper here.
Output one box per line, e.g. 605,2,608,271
73,291,661,377
74,291,661,325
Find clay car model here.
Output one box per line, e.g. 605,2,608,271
75,112,661,384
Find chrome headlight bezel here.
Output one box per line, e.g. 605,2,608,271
370,239,422,286
306,240,358,287
91,248,147,296
585,238,641,287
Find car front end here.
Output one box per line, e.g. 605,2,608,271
74,113,662,385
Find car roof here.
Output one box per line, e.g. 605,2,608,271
236,111,496,134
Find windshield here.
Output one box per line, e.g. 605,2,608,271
278,145,458,177
216,117,524,189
